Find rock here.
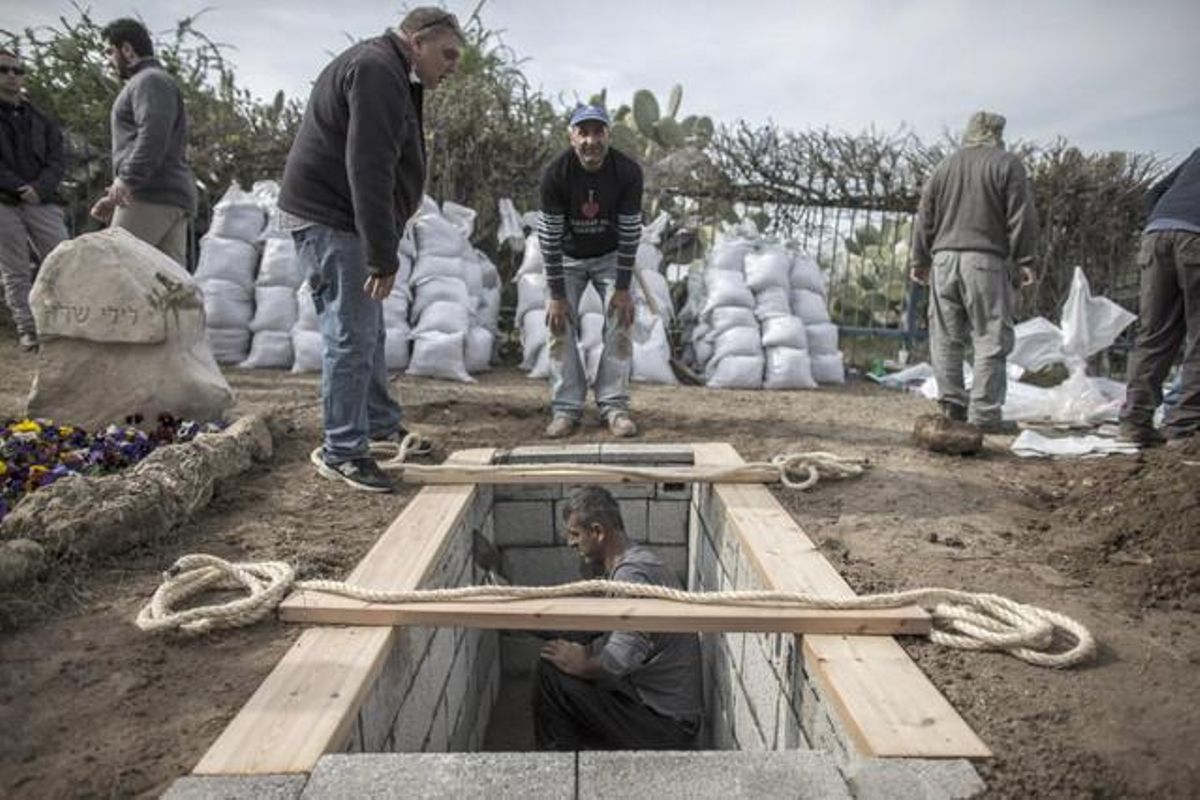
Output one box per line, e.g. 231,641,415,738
913,414,984,455
0,539,48,589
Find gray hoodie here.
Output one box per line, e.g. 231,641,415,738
110,58,196,213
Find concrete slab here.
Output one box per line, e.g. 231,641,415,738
303,753,575,800
578,751,852,800
162,775,306,800
599,443,695,464
844,758,985,799
503,444,602,464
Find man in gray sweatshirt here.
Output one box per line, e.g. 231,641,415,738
1118,148,1200,447
911,111,1040,433
90,19,196,267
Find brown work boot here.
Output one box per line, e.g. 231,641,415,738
544,415,578,439
606,412,638,438
939,401,967,422
1117,422,1165,448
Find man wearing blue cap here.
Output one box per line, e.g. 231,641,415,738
539,104,644,438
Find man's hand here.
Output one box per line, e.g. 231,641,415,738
608,288,635,329
540,639,590,677
1018,265,1038,287
363,273,396,301
546,298,571,335
909,266,930,286
90,194,116,223
17,185,39,205
109,178,133,207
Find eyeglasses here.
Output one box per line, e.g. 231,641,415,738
0,66,26,76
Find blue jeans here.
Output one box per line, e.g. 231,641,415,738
548,252,632,420
294,225,403,463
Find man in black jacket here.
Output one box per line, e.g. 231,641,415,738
279,8,463,492
1119,148,1200,447
0,49,68,352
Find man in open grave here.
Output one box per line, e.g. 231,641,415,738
534,486,702,750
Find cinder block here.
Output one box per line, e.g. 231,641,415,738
428,525,471,589
393,628,453,751
493,501,555,547
599,443,694,464
656,480,692,499
424,693,450,752
781,705,809,749
741,634,782,747
601,481,655,499
470,485,494,531
504,444,602,463
444,640,473,741
162,775,307,800
578,751,852,800
795,666,851,763
844,758,985,799
648,500,690,544
493,482,563,501
504,546,587,586
303,753,575,800
357,634,417,751
658,544,689,588
731,674,767,751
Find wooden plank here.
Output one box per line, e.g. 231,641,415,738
196,448,496,775
691,442,991,759
396,463,776,485
277,593,931,636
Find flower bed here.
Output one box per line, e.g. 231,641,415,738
0,416,224,522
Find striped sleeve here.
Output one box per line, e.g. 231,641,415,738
538,210,566,299
615,213,642,290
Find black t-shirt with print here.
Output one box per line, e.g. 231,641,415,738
539,147,643,259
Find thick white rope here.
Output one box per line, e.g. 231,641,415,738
314,436,867,491
136,554,1096,668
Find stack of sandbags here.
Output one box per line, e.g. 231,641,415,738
241,235,302,369
789,252,843,384
195,184,265,363
468,248,502,373
406,198,475,383
290,283,323,373
382,245,413,372
630,234,676,385
698,236,763,389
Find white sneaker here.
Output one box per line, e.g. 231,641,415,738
607,412,638,438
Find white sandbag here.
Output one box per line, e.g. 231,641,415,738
753,286,791,320
412,300,469,335
382,287,410,329
760,316,809,350
408,331,474,383
709,238,752,273
414,210,469,258
441,201,477,238
701,271,754,315
711,325,763,365
251,180,284,240
706,354,765,389
806,322,840,356
706,306,758,339
584,343,602,385
202,279,253,329
411,254,467,286
528,344,551,379
579,284,604,317
635,242,663,273
256,236,302,288
521,312,548,370
789,253,825,294
516,273,547,322
411,276,469,320
631,318,677,385
465,326,494,373
811,352,845,384
478,286,501,333
195,235,258,290
240,330,294,369
295,285,320,331
517,234,544,277
763,347,816,390
792,288,831,324
207,326,251,365
634,270,673,320
497,197,525,248
476,251,500,290
250,285,299,333
462,256,484,299
580,312,605,351
291,329,323,372
27,227,233,428
744,247,792,292
384,327,410,372
208,184,266,243
693,337,714,368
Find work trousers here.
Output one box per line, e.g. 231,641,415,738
533,659,697,751
1120,229,1200,439
0,202,68,335
112,200,189,268
928,250,1015,425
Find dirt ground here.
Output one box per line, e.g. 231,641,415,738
0,336,1197,799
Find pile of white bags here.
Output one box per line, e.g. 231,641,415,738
195,184,266,363
516,213,676,386
681,227,843,389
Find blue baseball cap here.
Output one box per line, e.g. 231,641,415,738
569,104,610,128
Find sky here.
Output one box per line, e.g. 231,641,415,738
4,0,1198,161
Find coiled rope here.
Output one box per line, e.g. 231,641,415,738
312,435,867,491
135,553,1096,668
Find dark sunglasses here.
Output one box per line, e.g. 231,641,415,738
0,66,26,76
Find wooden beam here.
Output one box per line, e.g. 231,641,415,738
277,592,931,635
691,442,991,759
394,463,776,485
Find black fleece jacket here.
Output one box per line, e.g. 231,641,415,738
278,33,426,277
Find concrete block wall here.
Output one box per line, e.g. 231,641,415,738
345,485,502,755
